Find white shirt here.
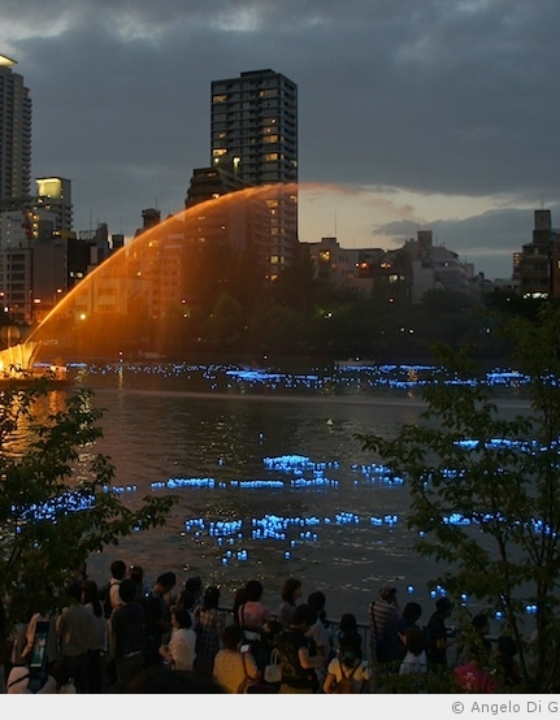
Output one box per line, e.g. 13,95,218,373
168,627,197,670
399,650,428,674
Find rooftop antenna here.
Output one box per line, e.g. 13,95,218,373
334,211,337,238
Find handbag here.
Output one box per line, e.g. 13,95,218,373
263,647,282,684
238,652,278,694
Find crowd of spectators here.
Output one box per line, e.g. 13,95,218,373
0,561,523,694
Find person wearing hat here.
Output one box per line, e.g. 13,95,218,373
426,597,457,669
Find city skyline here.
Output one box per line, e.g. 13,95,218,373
1,1,559,279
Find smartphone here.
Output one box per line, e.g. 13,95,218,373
240,644,251,653
27,620,50,693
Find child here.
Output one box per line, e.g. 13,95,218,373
399,625,427,675
323,632,370,694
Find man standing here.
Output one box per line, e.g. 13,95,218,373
111,578,146,690
56,583,92,692
142,571,176,668
426,597,456,669
368,584,400,664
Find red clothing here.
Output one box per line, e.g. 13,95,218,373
238,601,271,632
454,662,497,693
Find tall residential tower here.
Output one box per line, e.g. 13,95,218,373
210,69,298,279
0,55,32,201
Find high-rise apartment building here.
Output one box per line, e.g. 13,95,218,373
0,55,32,201
210,69,298,279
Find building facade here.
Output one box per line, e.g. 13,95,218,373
0,55,32,201
210,69,298,279
35,177,73,233
517,210,560,299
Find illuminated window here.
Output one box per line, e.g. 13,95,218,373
213,94,227,103
212,149,227,157
264,153,279,161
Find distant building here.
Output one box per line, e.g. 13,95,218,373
210,69,298,279
307,237,357,287
305,229,478,304
517,209,560,298
184,159,255,253
404,231,472,303
305,236,409,298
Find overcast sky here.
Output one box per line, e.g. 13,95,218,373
2,0,559,278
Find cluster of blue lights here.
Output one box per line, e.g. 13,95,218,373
14,491,95,522
263,455,340,472
371,515,399,526
103,484,138,494
182,511,402,569
149,455,403,495
81,362,534,394
152,478,222,490
230,480,284,489
430,584,448,599
351,462,404,485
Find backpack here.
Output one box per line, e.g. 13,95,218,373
333,662,358,694
99,581,117,619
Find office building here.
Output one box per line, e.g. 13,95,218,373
210,69,298,279
35,177,73,233
0,55,32,201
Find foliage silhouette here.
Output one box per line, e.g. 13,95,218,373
0,381,176,626
358,305,560,692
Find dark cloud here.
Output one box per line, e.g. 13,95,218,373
2,0,559,275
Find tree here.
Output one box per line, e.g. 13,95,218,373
358,305,560,692
0,382,176,626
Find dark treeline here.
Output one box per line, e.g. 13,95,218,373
19,242,555,364
135,243,552,366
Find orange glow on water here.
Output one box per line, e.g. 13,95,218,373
29,183,299,362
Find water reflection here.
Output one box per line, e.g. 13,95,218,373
13,363,532,620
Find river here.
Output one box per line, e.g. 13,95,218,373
51,362,532,622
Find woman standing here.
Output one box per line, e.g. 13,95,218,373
278,578,302,628
81,580,107,694
194,586,225,676
213,624,260,693
276,604,324,694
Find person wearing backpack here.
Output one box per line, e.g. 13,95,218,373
323,632,370,694
103,560,127,618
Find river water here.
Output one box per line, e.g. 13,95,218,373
54,362,530,621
